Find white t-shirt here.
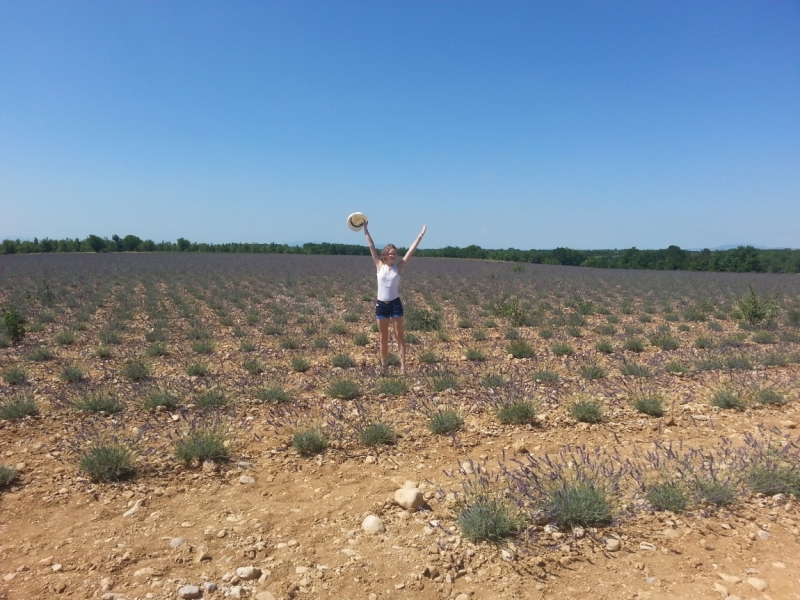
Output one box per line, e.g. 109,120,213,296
377,263,400,301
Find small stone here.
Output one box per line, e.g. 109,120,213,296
662,528,680,540
780,420,797,429
101,594,125,600
203,582,218,592
394,488,426,511
180,521,194,528
699,538,714,551
39,556,54,566
364,455,377,464
177,585,202,599
455,595,471,600
256,593,277,600
756,529,771,540
295,566,309,574
605,538,621,552
134,568,154,577
713,582,728,596
202,460,218,474
772,561,786,569
51,564,63,572
572,526,585,539
123,500,143,518
403,480,418,489
501,549,515,561
230,586,244,599
746,577,768,591
460,461,475,475
639,542,657,552
236,566,261,580
512,440,529,454
718,573,741,584
170,537,186,549
100,577,114,591
362,515,386,533
239,475,255,485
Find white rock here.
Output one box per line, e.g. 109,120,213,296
123,500,143,518
772,561,786,569
661,528,680,540
757,529,771,540
236,566,261,580
718,573,741,584
134,568,154,577
605,538,621,552
230,586,244,598
203,582,218,592
169,537,186,548
713,582,728,596
101,594,125,600
746,577,769,591
239,475,255,485
177,586,202,599
256,593,277,600
394,488,426,511
362,515,386,533
402,480,419,489
639,542,657,552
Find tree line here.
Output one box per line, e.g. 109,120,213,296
1,235,798,273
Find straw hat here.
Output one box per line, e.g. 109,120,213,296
347,212,368,231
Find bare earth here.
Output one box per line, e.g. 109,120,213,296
1,254,799,600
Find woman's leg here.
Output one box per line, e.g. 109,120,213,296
392,316,406,374
377,318,391,370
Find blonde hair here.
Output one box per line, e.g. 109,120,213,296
381,244,398,264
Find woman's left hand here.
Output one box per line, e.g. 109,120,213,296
419,225,427,237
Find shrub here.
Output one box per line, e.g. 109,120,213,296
329,323,348,335
60,365,85,383
1,307,26,344
0,395,39,420
196,390,227,409
145,329,167,343
331,354,355,368
28,347,55,362
665,361,689,374
457,318,473,329
386,353,401,366
472,329,487,341
291,357,311,372
677,323,691,332
497,399,537,425
359,422,397,447
99,330,121,345
376,377,408,396
694,357,724,371
55,330,76,345
569,398,602,423
504,328,520,340
429,371,459,392
74,394,123,414
694,336,714,349
754,388,786,406
646,481,688,512
532,369,559,383
458,500,520,542
620,361,651,377
280,338,300,350
146,343,169,357
418,350,440,364
551,341,573,357
292,429,329,455
538,328,554,340
92,346,113,358
0,465,17,487
79,442,136,482
579,363,606,380
693,478,738,507
353,333,369,346
465,348,486,361
736,285,777,326
243,358,264,374
711,389,744,410
328,378,360,399
239,340,257,352
122,359,150,381
192,340,214,354
186,362,209,376
633,394,664,417
2,367,27,386
405,307,441,331
751,331,776,344
649,333,679,350
594,339,613,353
256,385,291,403
762,352,788,367
436,330,452,342
623,337,646,352
481,373,507,388
343,312,360,323
707,321,723,332
724,355,752,370
746,465,800,496
428,409,464,435
545,479,613,528
143,391,179,410
405,332,420,344
174,426,230,464
566,326,583,338
594,324,616,336
263,324,283,336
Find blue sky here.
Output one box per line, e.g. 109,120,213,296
1,1,798,250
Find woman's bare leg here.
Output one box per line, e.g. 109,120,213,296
393,317,406,374
378,318,391,371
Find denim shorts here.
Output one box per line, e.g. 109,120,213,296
375,297,404,319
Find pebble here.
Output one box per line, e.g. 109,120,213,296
501,549,515,561
202,460,218,473
780,420,797,429
394,488,426,511
455,594,471,600
123,500,143,518
51,563,63,572
718,573,741,584
230,586,244,598
256,593,277,600
756,529,771,540
236,566,261,580
661,528,680,540
101,594,125,600
605,538,621,552
639,542,657,552
169,537,186,549
239,475,255,485
772,561,786,569
362,515,386,533
134,568,154,577
203,582,218,592
364,455,377,464
512,440,528,454
712,582,728,596
699,538,715,551
177,585,202,599
746,577,768,591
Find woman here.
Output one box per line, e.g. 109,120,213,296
364,222,427,374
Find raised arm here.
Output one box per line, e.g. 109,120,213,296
398,225,427,273
363,224,381,269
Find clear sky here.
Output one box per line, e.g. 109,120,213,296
1,1,798,250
